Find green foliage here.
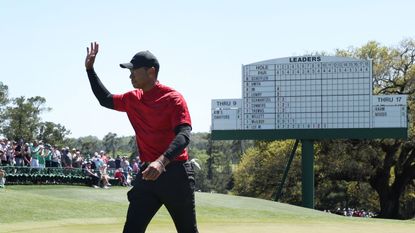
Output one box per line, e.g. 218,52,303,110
2,96,50,141
232,140,302,204
400,182,415,219
189,132,209,152
334,38,415,219
0,82,9,134
187,133,253,193
64,134,136,160
232,36,415,217
315,140,379,211
37,121,71,147
316,137,415,218
206,134,252,193
0,83,71,146
71,136,103,158
0,81,8,106
190,148,212,192
3,166,89,185
103,132,120,157
127,136,138,159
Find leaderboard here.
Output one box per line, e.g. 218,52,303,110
211,56,407,131
372,95,407,128
243,56,372,130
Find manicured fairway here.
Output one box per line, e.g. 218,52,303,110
0,186,413,233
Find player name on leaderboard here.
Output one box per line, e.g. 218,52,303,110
243,56,373,130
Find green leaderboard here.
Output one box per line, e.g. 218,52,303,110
211,128,407,140
211,56,408,209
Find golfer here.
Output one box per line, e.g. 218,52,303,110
85,42,198,233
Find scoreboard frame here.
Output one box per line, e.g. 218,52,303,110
211,128,407,140
212,56,408,140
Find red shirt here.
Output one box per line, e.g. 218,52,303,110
114,171,124,179
112,82,191,162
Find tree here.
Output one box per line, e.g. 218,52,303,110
0,82,9,134
128,136,139,159
0,82,8,106
37,121,71,147
65,136,102,159
203,133,248,193
103,132,119,157
316,140,380,212
232,140,302,205
326,39,415,219
230,39,415,219
3,96,50,141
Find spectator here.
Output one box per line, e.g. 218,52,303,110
6,141,14,166
132,159,140,175
14,140,24,166
114,168,128,186
99,164,111,188
44,144,53,167
64,148,73,168
72,149,83,168
0,168,5,188
100,150,108,164
68,148,77,167
51,146,61,167
61,147,71,168
107,156,116,169
90,152,98,170
93,153,104,174
120,156,130,183
0,148,6,166
82,162,99,188
115,155,121,169
30,140,41,168
22,143,31,167
0,139,6,152
37,144,47,169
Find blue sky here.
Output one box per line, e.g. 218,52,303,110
1,0,414,138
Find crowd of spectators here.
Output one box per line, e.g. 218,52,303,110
0,138,141,188
325,207,377,218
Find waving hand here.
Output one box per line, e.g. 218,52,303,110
85,42,99,70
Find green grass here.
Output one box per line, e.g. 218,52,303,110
0,185,413,233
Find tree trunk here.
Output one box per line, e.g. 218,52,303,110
370,163,413,219
377,190,401,219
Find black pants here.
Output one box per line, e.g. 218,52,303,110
45,160,52,167
87,175,100,187
123,161,198,233
51,161,60,167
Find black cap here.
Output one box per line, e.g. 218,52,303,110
120,51,159,71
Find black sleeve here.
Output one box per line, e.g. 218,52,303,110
163,124,192,161
86,68,114,109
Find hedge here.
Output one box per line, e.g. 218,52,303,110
0,166,120,186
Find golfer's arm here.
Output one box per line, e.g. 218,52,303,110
86,68,114,109
159,124,191,164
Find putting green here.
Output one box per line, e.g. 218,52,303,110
0,186,413,233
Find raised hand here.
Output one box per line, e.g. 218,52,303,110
85,42,99,70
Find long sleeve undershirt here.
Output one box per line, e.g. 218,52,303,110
163,124,191,161
87,69,114,109
86,68,191,161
